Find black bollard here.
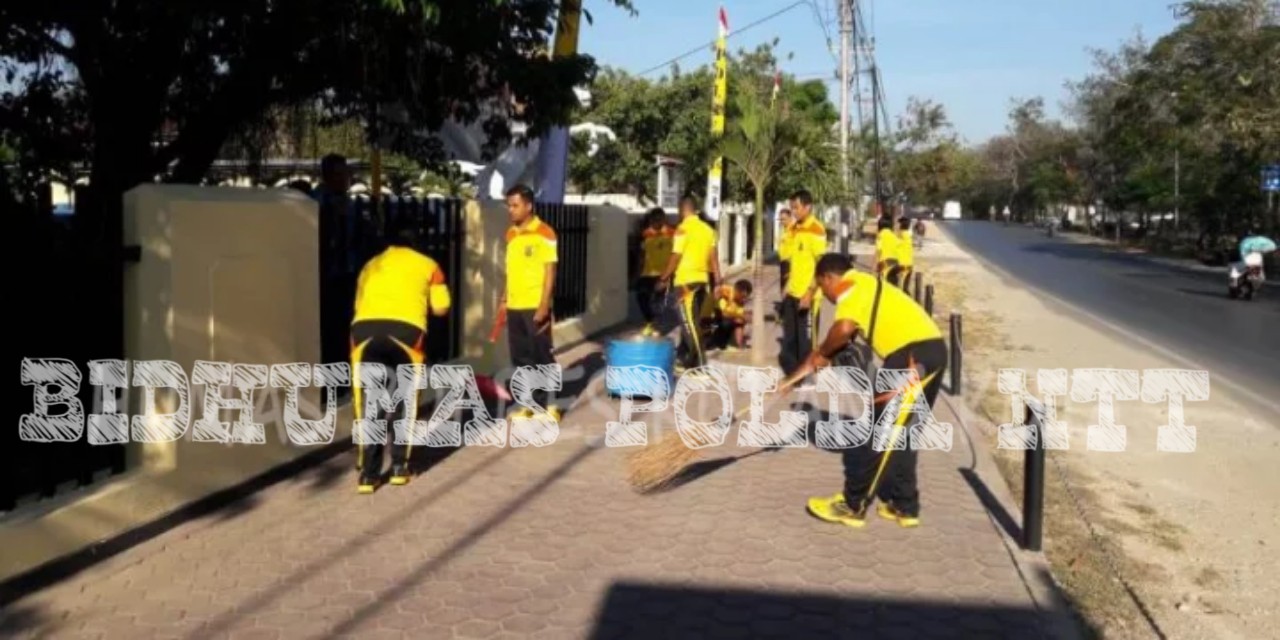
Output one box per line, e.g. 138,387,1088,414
1022,401,1046,551
924,285,934,316
949,313,962,395
913,271,924,302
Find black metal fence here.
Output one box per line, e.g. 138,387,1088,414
320,196,467,366
536,203,591,320
6,186,128,513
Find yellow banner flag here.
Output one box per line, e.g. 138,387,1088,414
705,7,729,221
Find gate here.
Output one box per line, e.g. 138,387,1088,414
535,203,591,321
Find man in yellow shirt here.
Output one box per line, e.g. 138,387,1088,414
351,223,452,493
500,184,561,422
777,208,795,294
784,253,947,529
874,217,900,283
710,279,753,351
895,217,915,293
659,194,720,372
635,208,674,336
780,189,827,376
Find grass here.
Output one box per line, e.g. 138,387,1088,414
944,280,1170,639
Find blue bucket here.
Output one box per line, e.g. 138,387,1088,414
605,337,676,397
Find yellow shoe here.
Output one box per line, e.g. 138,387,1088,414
806,493,866,528
877,502,921,528
543,406,563,423
357,477,379,494
641,324,657,337
389,464,411,486
510,407,536,420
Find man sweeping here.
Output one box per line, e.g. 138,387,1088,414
658,195,720,374
351,221,452,494
635,208,675,336
500,184,562,423
784,253,947,528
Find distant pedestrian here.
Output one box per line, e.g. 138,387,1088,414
777,208,795,294
875,217,900,284
895,217,915,292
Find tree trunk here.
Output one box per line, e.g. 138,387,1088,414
749,183,769,365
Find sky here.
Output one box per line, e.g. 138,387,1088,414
578,0,1182,144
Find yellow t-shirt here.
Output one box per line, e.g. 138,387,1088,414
876,229,900,266
777,222,796,262
672,215,716,287
716,285,745,321
785,215,828,299
640,225,675,277
505,217,558,311
897,230,914,267
833,269,941,357
353,246,451,331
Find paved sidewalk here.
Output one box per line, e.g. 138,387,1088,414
0,267,1082,640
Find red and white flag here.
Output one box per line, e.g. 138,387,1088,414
719,6,729,37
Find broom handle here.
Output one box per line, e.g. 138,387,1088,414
732,377,801,420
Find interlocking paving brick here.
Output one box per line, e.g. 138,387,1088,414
2,268,1081,639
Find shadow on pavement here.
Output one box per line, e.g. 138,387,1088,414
653,447,783,493
959,468,1023,544
587,581,1070,639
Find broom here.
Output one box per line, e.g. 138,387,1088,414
626,377,800,493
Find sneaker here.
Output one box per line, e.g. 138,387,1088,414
357,474,380,495
389,464,411,486
641,324,658,337
545,406,563,422
876,502,920,528
509,407,536,420
806,493,866,528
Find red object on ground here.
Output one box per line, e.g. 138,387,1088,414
489,307,507,343
475,374,512,403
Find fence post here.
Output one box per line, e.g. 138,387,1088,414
924,285,934,316
949,313,962,395
1023,400,1046,551
913,271,924,302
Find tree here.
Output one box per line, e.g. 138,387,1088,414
719,83,804,362
567,42,843,207
1,0,634,236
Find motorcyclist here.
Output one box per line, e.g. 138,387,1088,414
1231,225,1276,284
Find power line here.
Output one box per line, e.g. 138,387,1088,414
636,1,810,76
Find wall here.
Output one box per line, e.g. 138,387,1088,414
1,193,631,584
1,185,333,582
467,201,630,370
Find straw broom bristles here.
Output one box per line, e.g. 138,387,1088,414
625,378,798,493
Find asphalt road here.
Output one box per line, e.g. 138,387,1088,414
941,221,1280,416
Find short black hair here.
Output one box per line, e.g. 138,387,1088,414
646,207,667,225
816,253,853,278
734,279,753,296
878,216,894,231
789,189,813,206
898,217,912,230
504,184,535,204
320,153,346,175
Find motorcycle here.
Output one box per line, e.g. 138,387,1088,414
1228,254,1265,300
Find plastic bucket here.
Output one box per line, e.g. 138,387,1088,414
604,337,675,397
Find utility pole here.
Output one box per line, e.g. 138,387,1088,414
838,0,851,250
839,0,850,194
871,61,883,220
